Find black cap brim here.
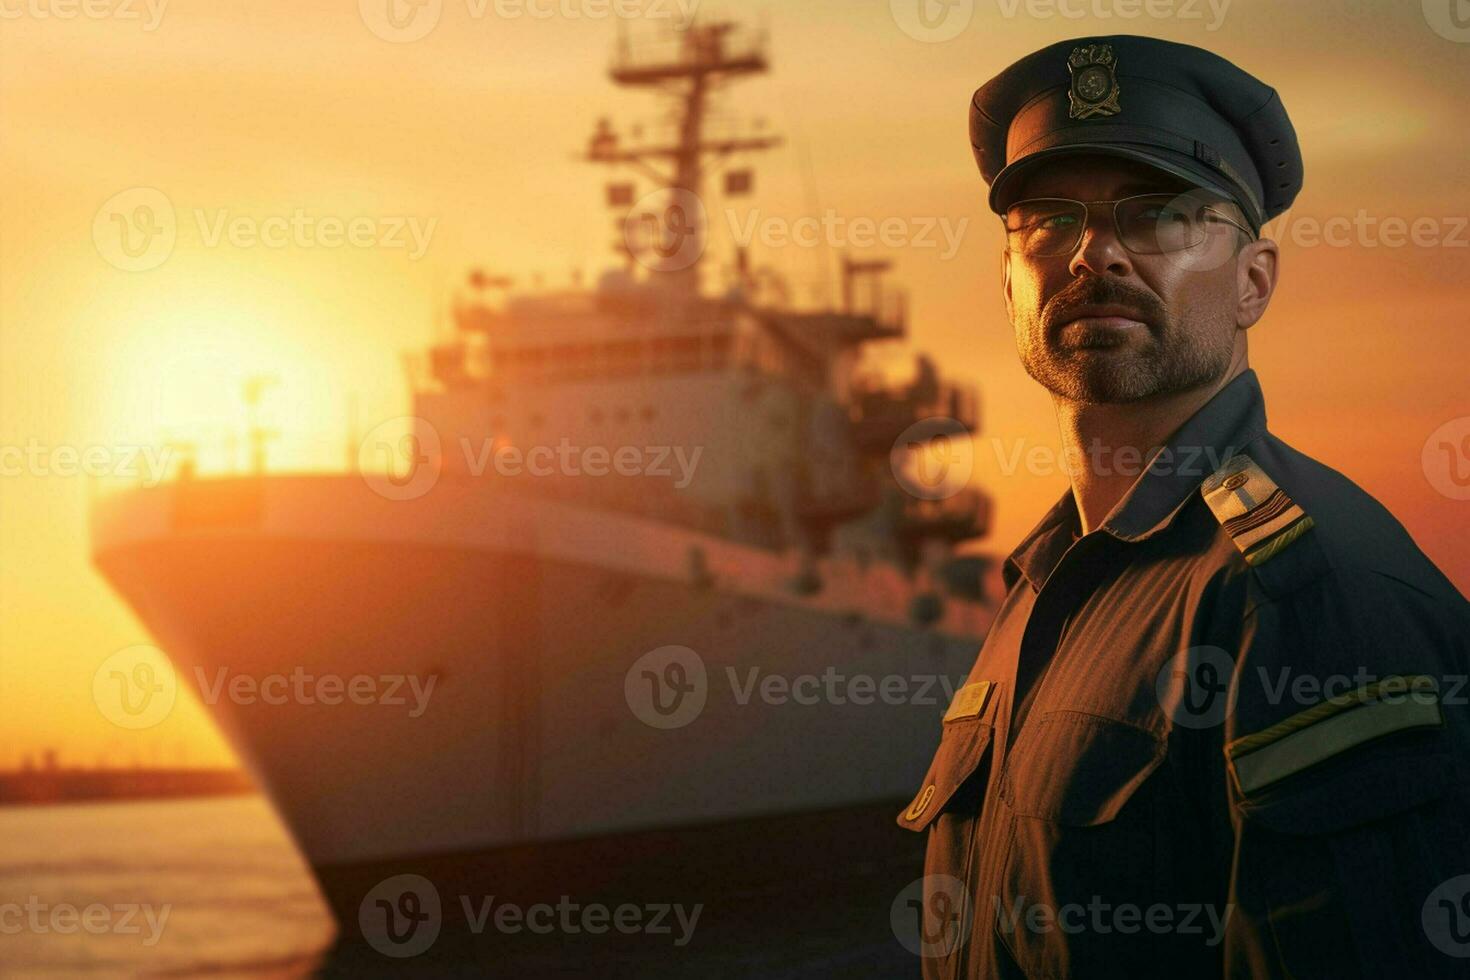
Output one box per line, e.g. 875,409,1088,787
987,142,1258,232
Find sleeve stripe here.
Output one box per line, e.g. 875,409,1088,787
1227,675,1443,795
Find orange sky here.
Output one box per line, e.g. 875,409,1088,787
2,0,1467,769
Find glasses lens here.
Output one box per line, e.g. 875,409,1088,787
1004,200,1087,256
1116,195,1207,253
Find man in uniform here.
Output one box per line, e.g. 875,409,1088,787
897,34,1470,979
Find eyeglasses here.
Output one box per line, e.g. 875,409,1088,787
1002,193,1256,257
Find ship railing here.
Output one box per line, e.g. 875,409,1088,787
843,284,908,336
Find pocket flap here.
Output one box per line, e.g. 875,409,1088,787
1002,712,1165,826
896,720,995,832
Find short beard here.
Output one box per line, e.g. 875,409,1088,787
1015,275,1235,404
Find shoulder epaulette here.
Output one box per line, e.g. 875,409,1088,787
1201,453,1315,566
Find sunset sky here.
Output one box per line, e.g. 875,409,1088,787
2,0,1467,770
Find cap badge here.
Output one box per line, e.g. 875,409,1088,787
1067,44,1121,120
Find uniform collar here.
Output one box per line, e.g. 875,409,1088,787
1003,369,1268,592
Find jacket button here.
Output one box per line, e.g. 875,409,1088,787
906,784,937,820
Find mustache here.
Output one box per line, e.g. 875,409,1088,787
1042,276,1167,333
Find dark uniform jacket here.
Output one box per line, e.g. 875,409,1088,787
898,369,1470,979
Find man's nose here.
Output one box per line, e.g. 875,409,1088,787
1068,210,1133,278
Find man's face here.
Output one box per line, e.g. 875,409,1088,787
1001,155,1253,404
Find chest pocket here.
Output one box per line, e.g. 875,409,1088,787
996,712,1171,977
1001,710,1165,824
896,682,1000,833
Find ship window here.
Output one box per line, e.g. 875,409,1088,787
605,339,644,378
672,335,701,371
614,407,630,423
590,408,605,423
640,406,656,421
529,412,545,428
709,333,732,370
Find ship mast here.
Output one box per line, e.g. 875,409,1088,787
587,21,781,297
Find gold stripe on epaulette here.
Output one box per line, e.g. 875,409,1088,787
1202,454,1313,565
1226,675,1442,795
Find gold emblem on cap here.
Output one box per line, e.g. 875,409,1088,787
1067,44,1121,120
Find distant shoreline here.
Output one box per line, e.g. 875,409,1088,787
0,767,255,807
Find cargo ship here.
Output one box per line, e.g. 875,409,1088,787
91,20,994,952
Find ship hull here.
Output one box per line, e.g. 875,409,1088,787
91,476,987,937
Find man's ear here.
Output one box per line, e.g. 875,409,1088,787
1236,237,1278,330
1002,250,1015,322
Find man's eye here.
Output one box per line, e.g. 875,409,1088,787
1139,206,1189,223
1036,212,1078,230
